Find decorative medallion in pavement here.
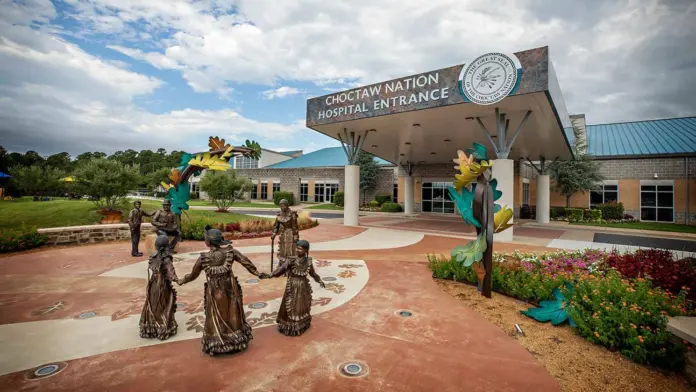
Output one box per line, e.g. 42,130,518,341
337,270,357,279
311,297,332,307
246,278,260,284
324,283,346,294
338,264,364,269
247,312,278,328
0,259,369,377
24,362,67,380
31,301,66,317
315,260,331,268
186,315,205,333
338,361,369,378
248,302,268,310
323,277,337,282
396,310,414,318
77,311,97,320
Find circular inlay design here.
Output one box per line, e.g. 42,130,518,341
323,277,337,282
246,278,260,284
78,311,97,319
338,361,369,378
25,362,67,380
396,310,413,318
248,302,267,310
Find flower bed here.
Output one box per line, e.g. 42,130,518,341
428,248,694,371
0,226,48,253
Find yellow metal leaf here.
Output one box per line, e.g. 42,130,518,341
160,182,173,190
188,152,231,171
220,145,234,160
453,155,493,190
494,205,514,233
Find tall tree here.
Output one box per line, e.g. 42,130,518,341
549,122,604,207
23,151,45,167
0,146,8,173
356,150,380,204
45,152,73,172
9,165,64,196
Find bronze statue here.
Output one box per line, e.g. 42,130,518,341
178,227,270,356
151,199,182,253
128,200,151,257
139,235,179,340
271,199,299,270
269,240,325,336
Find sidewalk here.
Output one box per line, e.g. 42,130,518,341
522,221,696,240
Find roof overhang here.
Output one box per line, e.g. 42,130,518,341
306,46,573,165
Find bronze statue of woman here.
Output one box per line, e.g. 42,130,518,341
139,235,179,340
178,227,269,356
271,199,299,269
269,240,325,336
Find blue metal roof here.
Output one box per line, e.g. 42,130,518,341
564,117,696,157
266,147,392,168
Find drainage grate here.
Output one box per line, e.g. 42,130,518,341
78,311,97,319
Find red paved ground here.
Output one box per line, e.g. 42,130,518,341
0,226,560,391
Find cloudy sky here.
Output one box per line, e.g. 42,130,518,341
1,0,694,156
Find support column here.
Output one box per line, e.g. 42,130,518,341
536,174,550,224
404,175,414,215
492,159,514,242
344,165,360,226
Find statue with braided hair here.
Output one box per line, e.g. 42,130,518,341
178,226,270,356
139,235,179,340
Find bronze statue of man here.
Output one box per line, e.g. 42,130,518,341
128,200,151,257
151,200,182,253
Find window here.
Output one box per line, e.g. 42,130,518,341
235,155,259,169
272,181,280,194
250,181,258,200
393,183,398,203
313,181,339,203
190,182,200,199
421,181,455,213
300,182,309,202
260,181,268,200
590,184,618,207
640,183,673,222
522,182,530,205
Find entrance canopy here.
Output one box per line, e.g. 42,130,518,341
306,46,573,165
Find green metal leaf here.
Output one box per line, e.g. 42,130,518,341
448,185,480,228
466,142,489,161
166,180,190,216
520,288,573,326
450,231,487,267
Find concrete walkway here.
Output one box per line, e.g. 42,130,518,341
0,225,559,391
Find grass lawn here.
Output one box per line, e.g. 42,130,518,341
187,200,277,208
0,198,261,231
572,221,696,234
305,203,344,211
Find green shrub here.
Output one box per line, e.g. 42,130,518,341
590,208,602,222
369,200,380,207
595,201,624,220
550,207,567,219
565,208,584,222
375,193,392,205
180,217,215,240
273,191,295,206
566,271,689,370
0,226,48,253
333,191,345,207
381,202,402,213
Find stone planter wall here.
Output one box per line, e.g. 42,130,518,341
37,223,156,246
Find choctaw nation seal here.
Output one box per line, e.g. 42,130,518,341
459,52,520,105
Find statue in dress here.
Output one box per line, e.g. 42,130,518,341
178,227,270,356
271,199,299,270
269,240,325,336
139,235,179,340
128,200,151,257
151,199,182,253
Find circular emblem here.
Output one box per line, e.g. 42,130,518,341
25,362,67,380
459,52,519,105
338,361,369,377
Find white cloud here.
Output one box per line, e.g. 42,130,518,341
60,0,696,124
262,86,303,100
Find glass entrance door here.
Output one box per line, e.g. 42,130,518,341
421,182,455,213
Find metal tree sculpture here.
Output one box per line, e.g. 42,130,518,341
447,142,513,298
160,137,261,216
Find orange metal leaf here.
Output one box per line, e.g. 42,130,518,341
208,136,227,150
169,168,181,183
